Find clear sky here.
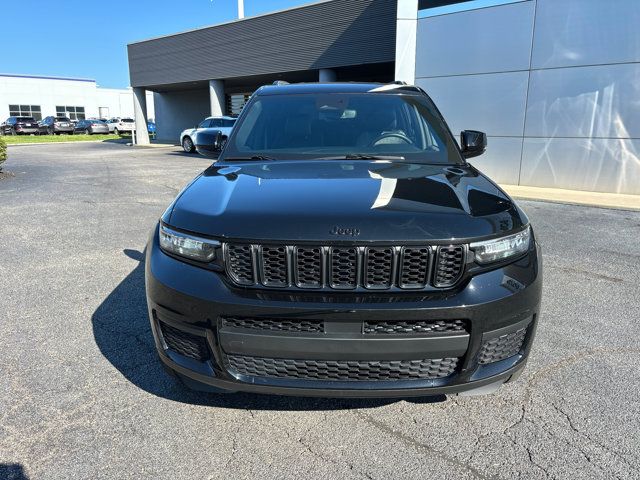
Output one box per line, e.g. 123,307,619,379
2,0,315,89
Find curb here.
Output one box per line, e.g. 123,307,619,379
501,184,640,211
5,140,126,146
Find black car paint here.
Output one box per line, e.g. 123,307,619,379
145,83,542,397
164,161,525,243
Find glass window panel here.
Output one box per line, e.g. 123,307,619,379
76,107,84,113
9,105,18,111
32,105,41,112
419,0,522,17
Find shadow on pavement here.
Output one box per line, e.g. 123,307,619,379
0,463,30,480
91,249,446,411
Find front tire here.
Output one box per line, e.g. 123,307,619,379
114,128,119,136
182,136,195,153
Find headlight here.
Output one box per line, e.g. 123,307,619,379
470,226,531,264
159,224,219,262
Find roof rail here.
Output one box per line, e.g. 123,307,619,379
272,80,290,86
390,80,408,85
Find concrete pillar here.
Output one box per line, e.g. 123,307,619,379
209,80,225,116
133,87,150,145
395,0,418,84
319,69,337,83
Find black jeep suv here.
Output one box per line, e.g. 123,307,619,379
145,82,542,398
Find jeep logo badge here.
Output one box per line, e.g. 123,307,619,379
330,226,360,237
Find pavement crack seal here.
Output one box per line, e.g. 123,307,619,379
505,347,640,477
550,401,634,476
352,410,496,480
277,419,376,479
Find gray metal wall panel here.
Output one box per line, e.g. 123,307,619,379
128,0,396,88
415,1,534,78
525,63,640,139
154,89,210,142
417,71,529,137
520,137,640,195
532,0,640,69
468,137,523,185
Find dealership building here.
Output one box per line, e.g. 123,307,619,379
0,73,154,123
127,0,640,195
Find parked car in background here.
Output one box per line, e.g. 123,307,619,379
106,118,135,135
39,116,74,135
74,119,110,135
1,117,40,135
179,116,236,153
147,121,157,139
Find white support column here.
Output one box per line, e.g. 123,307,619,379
395,0,419,84
133,87,150,145
209,80,225,117
319,68,337,83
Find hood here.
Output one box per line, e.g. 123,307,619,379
165,160,527,242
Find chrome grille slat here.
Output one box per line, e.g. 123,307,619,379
224,242,465,291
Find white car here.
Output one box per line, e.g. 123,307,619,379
180,116,236,153
107,117,135,135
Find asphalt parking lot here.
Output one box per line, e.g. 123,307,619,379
1,142,639,480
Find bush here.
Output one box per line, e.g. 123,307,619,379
0,137,6,170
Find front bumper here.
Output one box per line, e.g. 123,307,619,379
145,227,542,397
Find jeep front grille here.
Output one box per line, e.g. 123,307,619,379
223,243,466,291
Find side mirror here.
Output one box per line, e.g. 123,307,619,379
460,130,487,159
195,130,225,158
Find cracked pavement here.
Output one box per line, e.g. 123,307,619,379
1,142,639,480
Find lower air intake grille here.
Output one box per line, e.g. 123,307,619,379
225,355,459,381
221,316,324,333
364,319,468,335
159,322,209,362
478,327,527,364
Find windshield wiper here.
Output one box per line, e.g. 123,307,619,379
223,155,276,161
344,154,406,160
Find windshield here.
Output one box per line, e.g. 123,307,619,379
223,93,461,163
55,117,70,122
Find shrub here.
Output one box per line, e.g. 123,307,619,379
0,137,6,170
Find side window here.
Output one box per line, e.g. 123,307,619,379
198,119,212,129
211,119,223,128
